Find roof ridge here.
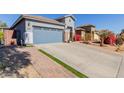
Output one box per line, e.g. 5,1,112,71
22,14,61,23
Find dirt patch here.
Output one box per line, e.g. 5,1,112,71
80,42,124,54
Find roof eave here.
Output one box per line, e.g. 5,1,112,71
56,15,76,21
11,15,65,29
11,15,23,29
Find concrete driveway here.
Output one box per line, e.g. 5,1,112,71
37,42,124,78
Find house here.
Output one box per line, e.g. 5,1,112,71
56,15,75,42
75,24,100,42
75,27,85,41
10,14,75,45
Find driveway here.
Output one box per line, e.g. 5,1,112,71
0,46,76,78
38,42,123,78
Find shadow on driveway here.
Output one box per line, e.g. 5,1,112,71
0,46,31,78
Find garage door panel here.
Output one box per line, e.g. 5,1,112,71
33,29,63,44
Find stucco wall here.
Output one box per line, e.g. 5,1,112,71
81,31,85,40
65,17,75,31
4,30,17,46
13,19,25,44
91,27,96,31
94,33,100,41
25,19,65,44
25,19,65,32
64,17,75,42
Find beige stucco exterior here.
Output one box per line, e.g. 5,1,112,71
94,32,100,41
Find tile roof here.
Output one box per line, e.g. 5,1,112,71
11,14,64,28
78,24,95,28
56,14,76,21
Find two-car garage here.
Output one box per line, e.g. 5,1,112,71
32,26,64,44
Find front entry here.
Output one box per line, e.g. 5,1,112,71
68,27,73,41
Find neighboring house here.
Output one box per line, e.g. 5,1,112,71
94,30,100,42
75,27,85,41
3,30,17,46
11,14,75,45
0,27,9,32
75,24,100,42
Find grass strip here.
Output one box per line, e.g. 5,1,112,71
38,49,88,78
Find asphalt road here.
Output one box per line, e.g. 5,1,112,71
38,42,123,78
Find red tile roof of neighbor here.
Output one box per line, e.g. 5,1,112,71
11,14,65,28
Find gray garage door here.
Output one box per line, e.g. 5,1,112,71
33,26,63,44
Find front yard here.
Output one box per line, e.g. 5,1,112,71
79,41,124,54
1,42,124,78
0,46,76,78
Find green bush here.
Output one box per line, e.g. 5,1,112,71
0,31,3,44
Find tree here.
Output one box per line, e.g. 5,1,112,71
99,30,111,46
121,29,124,35
0,21,7,27
115,29,124,52
116,35,123,52
0,21,7,44
104,32,116,45
0,31,3,44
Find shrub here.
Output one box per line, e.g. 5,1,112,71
116,36,123,45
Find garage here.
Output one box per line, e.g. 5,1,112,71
33,26,63,44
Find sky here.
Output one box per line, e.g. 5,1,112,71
0,14,124,34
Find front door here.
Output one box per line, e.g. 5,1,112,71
68,27,73,41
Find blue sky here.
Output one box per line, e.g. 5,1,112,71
0,14,124,34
